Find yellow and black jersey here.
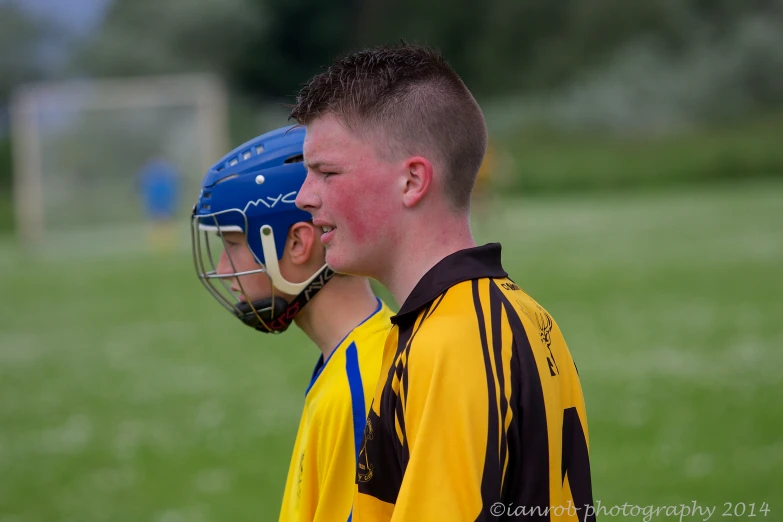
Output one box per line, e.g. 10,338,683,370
279,299,393,522
352,244,595,522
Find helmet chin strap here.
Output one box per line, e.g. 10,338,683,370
236,225,335,334
260,225,325,294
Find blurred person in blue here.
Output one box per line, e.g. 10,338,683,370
138,156,181,251
191,125,393,522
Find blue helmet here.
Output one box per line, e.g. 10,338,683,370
191,125,334,333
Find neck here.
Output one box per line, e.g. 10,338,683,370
382,211,476,306
293,275,379,359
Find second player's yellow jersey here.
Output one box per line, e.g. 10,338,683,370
279,298,394,522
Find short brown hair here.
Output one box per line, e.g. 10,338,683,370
289,43,487,211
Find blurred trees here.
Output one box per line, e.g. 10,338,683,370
0,2,60,212
0,0,779,109
0,2,52,103
72,0,783,104
72,0,268,83
73,0,356,102
1,0,782,226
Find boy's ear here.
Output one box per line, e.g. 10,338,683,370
401,156,433,208
286,222,316,265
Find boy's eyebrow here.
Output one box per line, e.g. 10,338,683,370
304,160,339,171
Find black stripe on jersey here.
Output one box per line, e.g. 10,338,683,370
397,296,442,477
359,319,416,504
359,291,454,506
498,301,522,509
405,298,436,355
562,407,595,522
395,292,447,466
395,317,415,467
397,292,445,469
395,381,408,462
496,290,551,520
397,323,412,465
425,292,447,321
472,279,502,521
489,281,510,496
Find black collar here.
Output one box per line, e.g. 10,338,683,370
391,243,508,325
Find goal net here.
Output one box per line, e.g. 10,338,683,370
10,74,229,254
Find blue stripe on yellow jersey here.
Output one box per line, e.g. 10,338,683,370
279,298,394,522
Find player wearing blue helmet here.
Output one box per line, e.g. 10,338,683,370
192,125,394,522
193,125,332,333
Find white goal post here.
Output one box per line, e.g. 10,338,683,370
10,73,230,250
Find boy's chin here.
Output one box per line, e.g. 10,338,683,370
325,251,369,278
324,251,347,275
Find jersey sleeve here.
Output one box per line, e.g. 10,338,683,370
387,314,502,521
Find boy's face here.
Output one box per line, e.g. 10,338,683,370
215,231,273,303
297,113,402,278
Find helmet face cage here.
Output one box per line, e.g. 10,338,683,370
191,208,282,332
192,125,333,334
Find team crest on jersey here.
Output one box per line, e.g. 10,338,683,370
534,306,559,376
357,419,375,482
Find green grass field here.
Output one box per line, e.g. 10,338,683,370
1,181,781,521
